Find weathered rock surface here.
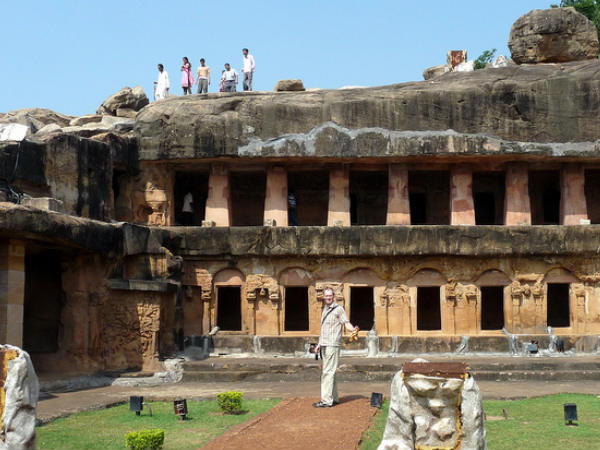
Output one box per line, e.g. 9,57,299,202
69,114,102,127
509,7,600,64
0,345,39,450
97,86,149,116
422,64,448,80
136,60,600,158
378,363,485,450
274,79,305,91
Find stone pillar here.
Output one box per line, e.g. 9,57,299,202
560,164,588,225
263,166,288,226
504,163,531,225
0,240,25,347
386,164,411,225
327,165,350,226
205,164,231,226
450,166,475,225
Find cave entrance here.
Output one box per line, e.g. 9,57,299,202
230,171,266,226
547,283,570,328
174,171,209,226
284,287,309,331
529,170,560,225
480,286,504,330
23,250,62,354
350,287,375,331
349,171,388,225
473,171,505,225
585,169,600,224
287,170,329,226
409,171,450,224
216,286,242,331
416,287,441,330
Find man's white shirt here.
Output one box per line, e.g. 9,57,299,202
242,54,255,73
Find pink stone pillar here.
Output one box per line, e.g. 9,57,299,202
0,240,25,347
205,164,231,226
386,164,411,225
264,166,288,226
504,163,531,226
450,166,475,225
560,164,588,225
327,165,350,226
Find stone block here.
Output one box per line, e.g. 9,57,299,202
21,197,65,213
201,220,215,227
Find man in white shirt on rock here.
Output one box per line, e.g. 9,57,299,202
241,48,255,91
313,287,359,408
154,64,170,100
221,63,238,92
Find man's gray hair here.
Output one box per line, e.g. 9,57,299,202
323,286,334,296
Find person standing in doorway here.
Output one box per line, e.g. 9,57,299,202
221,63,238,92
288,189,297,226
181,57,194,95
196,58,210,94
313,287,359,408
181,191,194,225
154,64,170,100
241,48,255,91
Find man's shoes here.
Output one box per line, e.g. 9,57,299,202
333,401,339,405
312,401,333,408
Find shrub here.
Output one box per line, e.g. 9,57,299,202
216,391,243,414
125,429,165,450
474,48,497,70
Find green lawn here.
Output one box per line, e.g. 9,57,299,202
37,398,280,450
360,394,600,450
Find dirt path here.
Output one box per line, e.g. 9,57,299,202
201,396,377,450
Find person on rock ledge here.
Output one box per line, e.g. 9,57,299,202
313,287,359,408
221,63,238,92
154,64,170,100
241,48,255,91
196,58,210,94
181,56,194,95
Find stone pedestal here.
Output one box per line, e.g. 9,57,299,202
264,166,288,226
327,166,350,226
504,163,531,225
205,164,231,226
0,240,25,347
450,166,475,225
561,164,588,225
386,164,410,225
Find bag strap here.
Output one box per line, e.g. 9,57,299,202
321,304,339,325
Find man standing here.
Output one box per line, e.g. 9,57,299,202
313,287,359,408
241,48,255,91
154,64,170,100
221,63,238,92
287,189,297,226
181,191,194,225
196,58,210,94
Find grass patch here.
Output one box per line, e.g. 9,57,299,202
359,394,600,450
37,398,280,450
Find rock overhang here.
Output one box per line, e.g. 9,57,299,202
135,60,600,161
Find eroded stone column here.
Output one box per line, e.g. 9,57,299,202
386,164,410,225
560,164,588,225
450,166,475,225
205,164,231,226
264,166,288,226
504,163,531,225
0,240,25,347
327,165,350,226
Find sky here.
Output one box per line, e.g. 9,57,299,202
2,0,552,117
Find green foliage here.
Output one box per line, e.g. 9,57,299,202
36,399,279,450
474,48,497,70
216,391,244,414
359,394,600,450
552,0,600,42
125,429,164,450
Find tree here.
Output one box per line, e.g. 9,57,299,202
552,0,600,41
474,49,497,70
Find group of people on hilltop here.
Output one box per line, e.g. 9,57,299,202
153,48,255,100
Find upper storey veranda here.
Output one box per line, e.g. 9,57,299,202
136,60,600,161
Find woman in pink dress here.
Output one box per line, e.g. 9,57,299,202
181,57,194,95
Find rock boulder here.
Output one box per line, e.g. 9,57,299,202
274,79,305,92
422,64,448,80
97,86,149,116
509,7,600,64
